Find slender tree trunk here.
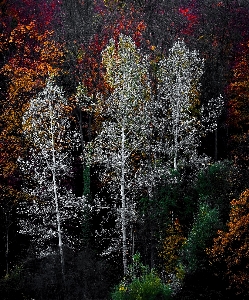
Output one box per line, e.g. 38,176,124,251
131,225,135,258
50,105,65,281
174,100,180,170
121,125,127,275
147,170,155,268
52,155,65,279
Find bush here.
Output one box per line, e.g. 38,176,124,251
180,202,221,274
111,253,172,300
112,271,172,300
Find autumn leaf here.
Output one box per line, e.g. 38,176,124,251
208,189,249,296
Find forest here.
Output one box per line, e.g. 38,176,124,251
1,0,249,299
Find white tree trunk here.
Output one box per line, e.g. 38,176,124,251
50,104,65,279
174,99,180,171
121,125,127,275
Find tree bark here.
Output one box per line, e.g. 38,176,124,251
50,102,65,281
121,125,127,275
174,98,180,170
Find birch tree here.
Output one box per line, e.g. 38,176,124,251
17,78,85,278
157,40,223,171
157,40,204,170
92,34,151,275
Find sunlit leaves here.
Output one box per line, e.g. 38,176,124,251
102,34,142,90
157,39,204,170
157,39,224,170
2,21,64,101
95,34,151,178
0,20,64,194
18,78,83,257
92,34,151,274
22,78,70,149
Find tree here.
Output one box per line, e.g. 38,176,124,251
92,34,151,275
2,0,60,31
181,202,220,275
17,78,84,279
0,18,64,186
157,39,203,171
0,14,64,279
194,161,239,223
75,1,148,97
157,39,223,170
227,40,249,166
159,219,186,292
0,19,64,196
208,189,249,296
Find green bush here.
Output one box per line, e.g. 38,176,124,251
180,202,221,273
111,254,172,300
112,271,172,300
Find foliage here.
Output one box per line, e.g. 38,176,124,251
112,253,172,300
112,272,172,300
0,18,64,259
92,34,151,274
227,40,249,166
159,220,186,279
194,160,238,222
208,189,249,296
136,170,197,269
76,34,108,96
1,21,64,101
157,39,222,171
181,202,221,274
157,39,203,170
17,78,84,259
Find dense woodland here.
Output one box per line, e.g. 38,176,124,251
1,0,249,299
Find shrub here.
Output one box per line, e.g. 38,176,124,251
112,271,172,300
111,253,172,300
